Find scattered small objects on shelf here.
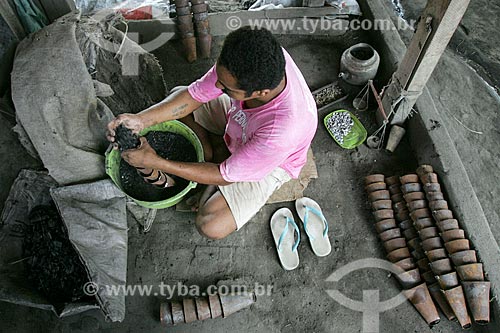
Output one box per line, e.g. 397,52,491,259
325,111,354,144
313,83,345,109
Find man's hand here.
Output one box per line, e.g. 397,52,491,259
106,114,146,144
121,137,161,169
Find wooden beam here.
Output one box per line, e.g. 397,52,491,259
0,0,26,40
382,0,471,125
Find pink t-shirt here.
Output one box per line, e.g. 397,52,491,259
188,49,318,183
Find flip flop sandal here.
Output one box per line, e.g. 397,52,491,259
270,208,300,271
295,197,332,257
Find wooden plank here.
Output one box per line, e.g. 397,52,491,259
0,0,26,39
38,0,75,22
383,0,471,125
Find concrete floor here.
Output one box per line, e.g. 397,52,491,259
0,23,493,331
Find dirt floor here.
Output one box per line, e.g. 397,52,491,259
0,1,499,332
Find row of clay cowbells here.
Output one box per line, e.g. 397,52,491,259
160,291,256,326
417,165,490,325
175,0,211,62
365,174,440,326
384,175,453,324
400,172,472,329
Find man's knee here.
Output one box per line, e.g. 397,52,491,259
195,213,228,240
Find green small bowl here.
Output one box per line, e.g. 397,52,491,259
324,110,367,149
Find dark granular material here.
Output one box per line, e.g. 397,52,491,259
351,48,374,61
119,131,198,202
23,205,90,305
115,124,140,151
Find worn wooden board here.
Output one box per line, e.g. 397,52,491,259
267,148,318,204
383,0,471,125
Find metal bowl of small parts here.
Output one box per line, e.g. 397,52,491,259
324,110,367,149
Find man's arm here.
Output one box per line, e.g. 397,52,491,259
137,87,202,128
107,87,202,142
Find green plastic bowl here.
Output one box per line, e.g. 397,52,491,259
324,110,367,149
105,120,204,209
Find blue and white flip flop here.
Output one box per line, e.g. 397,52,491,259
295,197,332,257
270,208,300,270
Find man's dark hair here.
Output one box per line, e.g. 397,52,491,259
218,26,286,96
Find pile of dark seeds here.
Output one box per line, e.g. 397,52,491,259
314,84,345,109
23,205,90,304
326,111,354,144
115,124,141,151
119,131,198,202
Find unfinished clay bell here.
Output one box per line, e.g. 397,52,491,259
365,182,387,193
456,263,484,281
418,227,439,241
437,271,459,290
450,250,477,266
443,285,472,329
387,247,411,262
379,228,402,242
444,239,470,254
394,257,417,271
371,200,393,211
426,191,444,202
428,258,453,275
183,298,197,323
366,174,385,185
403,282,441,326
462,281,491,324
425,248,448,262
373,209,394,222
428,282,455,321
383,237,407,252
400,174,419,184
436,219,459,232
396,268,422,289
374,219,397,234
182,36,198,63
401,183,422,194
414,218,434,231
404,191,425,202
219,292,256,318
440,229,465,243
384,175,399,186
368,190,390,202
